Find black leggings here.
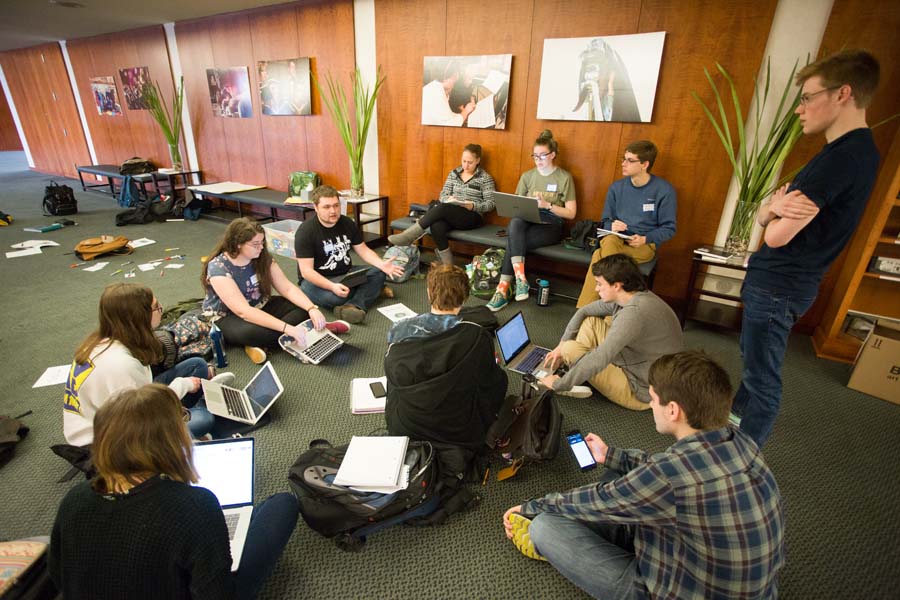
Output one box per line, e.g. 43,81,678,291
216,296,308,349
418,203,484,250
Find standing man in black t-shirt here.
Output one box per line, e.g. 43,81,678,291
295,185,404,323
733,50,881,448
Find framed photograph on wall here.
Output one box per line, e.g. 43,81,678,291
537,32,666,123
118,67,150,110
257,58,311,116
421,54,512,129
206,67,253,118
90,76,122,116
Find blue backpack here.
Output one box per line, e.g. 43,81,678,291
117,176,143,208
383,245,420,283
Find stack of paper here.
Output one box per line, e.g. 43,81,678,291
333,436,410,493
351,376,388,414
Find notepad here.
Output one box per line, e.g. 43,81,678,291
333,436,409,492
597,228,633,240
351,376,388,415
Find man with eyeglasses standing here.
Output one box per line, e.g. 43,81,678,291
576,140,676,307
733,49,881,449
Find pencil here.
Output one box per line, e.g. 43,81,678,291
482,467,490,486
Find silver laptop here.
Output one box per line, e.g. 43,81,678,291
496,311,554,378
494,192,543,224
202,362,284,424
279,319,344,365
191,437,255,571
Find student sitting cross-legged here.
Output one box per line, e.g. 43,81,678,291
202,217,348,365
503,350,785,599
50,383,299,600
63,283,229,444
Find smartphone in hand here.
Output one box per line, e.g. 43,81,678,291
566,430,597,471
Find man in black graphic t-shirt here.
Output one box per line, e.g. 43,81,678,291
295,185,404,324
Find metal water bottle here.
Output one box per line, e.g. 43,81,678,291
536,279,551,307
209,322,228,368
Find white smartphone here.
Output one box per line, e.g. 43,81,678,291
566,430,597,471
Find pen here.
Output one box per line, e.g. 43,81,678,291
109,269,123,276
164,247,180,252
120,260,133,266
70,262,87,268
482,467,490,486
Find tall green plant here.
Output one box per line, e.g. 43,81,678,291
315,67,385,194
692,59,804,247
143,76,185,169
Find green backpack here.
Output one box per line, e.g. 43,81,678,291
467,248,505,297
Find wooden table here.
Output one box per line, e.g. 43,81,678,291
680,247,753,330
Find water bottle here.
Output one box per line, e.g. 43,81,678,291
209,322,228,368
536,279,550,307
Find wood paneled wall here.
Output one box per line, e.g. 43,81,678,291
786,0,900,331
66,26,179,169
0,44,89,178
0,87,22,151
175,0,355,191
375,0,778,303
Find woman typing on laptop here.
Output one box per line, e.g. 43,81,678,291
202,218,349,365
388,143,496,265
487,130,577,312
50,384,299,599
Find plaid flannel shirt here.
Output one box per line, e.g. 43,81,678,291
438,167,496,214
521,427,784,599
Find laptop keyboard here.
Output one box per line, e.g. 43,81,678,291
304,334,342,363
223,387,250,420
518,347,548,374
224,512,240,540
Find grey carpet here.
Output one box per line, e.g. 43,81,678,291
0,150,898,599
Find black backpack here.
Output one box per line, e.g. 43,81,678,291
118,157,155,175
288,439,477,551
42,181,78,216
486,375,562,464
564,219,600,252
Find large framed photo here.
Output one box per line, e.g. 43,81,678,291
421,54,512,129
257,58,311,116
537,32,666,123
90,76,122,116
206,67,253,118
118,67,150,110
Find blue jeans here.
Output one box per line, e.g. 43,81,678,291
153,356,215,438
732,282,816,448
529,471,638,600
501,215,564,275
300,266,386,311
234,492,300,600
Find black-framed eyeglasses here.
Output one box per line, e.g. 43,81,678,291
799,86,841,106
622,157,642,164
531,152,553,160
151,304,163,314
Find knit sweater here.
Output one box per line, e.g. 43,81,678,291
554,291,683,401
49,475,235,599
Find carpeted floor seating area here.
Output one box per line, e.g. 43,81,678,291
0,151,898,598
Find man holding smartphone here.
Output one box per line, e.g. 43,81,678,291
503,351,784,599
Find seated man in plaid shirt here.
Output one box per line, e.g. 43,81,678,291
503,350,784,599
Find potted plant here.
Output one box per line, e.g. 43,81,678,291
143,76,185,171
692,59,803,255
315,66,385,198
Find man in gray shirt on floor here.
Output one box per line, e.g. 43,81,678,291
540,254,683,410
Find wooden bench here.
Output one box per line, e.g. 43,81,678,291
389,214,658,287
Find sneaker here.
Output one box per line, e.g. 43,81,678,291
339,304,366,324
507,513,546,561
210,372,236,387
244,346,267,365
514,278,530,301
380,285,395,299
555,385,592,399
325,320,351,335
486,288,510,312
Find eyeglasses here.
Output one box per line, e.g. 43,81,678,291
151,304,163,314
245,240,265,248
531,152,553,160
622,157,642,164
799,86,841,106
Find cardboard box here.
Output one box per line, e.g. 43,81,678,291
847,319,900,404
262,219,303,259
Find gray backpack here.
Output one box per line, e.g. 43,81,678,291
383,245,420,283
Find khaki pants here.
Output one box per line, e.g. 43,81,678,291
576,236,656,307
559,316,650,411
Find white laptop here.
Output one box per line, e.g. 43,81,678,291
496,311,554,378
494,192,543,224
279,319,345,365
201,362,284,424
191,437,255,571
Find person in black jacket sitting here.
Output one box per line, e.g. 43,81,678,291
384,264,507,450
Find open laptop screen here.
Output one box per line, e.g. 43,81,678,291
192,438,254,508
245,363,281,414
496,312,530,363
